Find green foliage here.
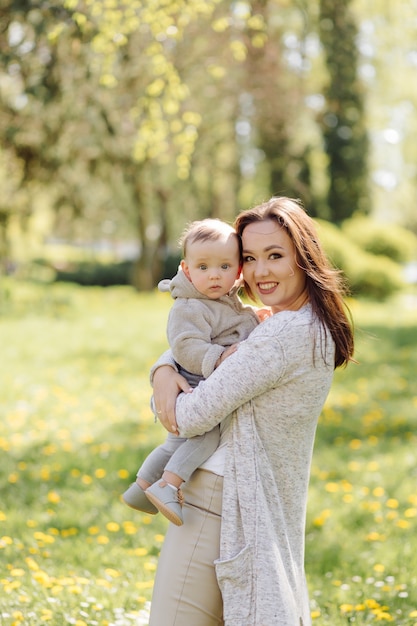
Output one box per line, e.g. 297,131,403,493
316,219,405,299
54,260,133,287
319,0,370,220
0,283,416,625
342,216,417,263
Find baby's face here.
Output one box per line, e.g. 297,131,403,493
181,235,241,299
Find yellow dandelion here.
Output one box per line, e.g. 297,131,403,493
10,568,25,577
366,531,386,542
26,519,38,528
17,595,30,604
136,595,147,603
365,599,381,609
386,498,399,509
396,519,410,529
12,611,24,620
122,521,137,535
32,570,52,586
33,531,55,544
61,527,79,538
135,580,154,589
313,509,332,527
1,536,13,545
132,547,148,556
47,491,60,504
118,469,129,479
97,535,109,544
4,580,21,591
144,561,156,572
95,468,106,478
105,568,120,578
88,526,100,535
373,487,385,498
372,610,393,621
349,439,362,450
325,482,339,493
106,522,120,532
81,475,93,485
42,444,57,456
374,563,385,573
40,468,50,480
340,603,354,613
0,511,6,521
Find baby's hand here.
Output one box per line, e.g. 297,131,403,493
256,307,272,322
215,343,239,368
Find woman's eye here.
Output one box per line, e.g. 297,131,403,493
243,255,254,263
270,253,282,260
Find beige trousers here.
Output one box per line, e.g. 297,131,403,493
148,469,224,626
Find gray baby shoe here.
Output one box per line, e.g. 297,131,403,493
122,483,158,515
145,481,184,526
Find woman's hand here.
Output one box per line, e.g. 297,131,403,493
153,366,192,435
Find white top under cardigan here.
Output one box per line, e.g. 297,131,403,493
153,304,335,626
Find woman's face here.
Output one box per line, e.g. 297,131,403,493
241,219,307,313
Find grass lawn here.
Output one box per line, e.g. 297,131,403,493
0,280,416,625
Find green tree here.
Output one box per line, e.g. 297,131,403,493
319,0,370,222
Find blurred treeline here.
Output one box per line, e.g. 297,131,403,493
1,0,416,293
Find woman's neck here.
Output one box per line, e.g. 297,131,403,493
271,289,309,314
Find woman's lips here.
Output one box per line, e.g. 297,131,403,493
257,282,278,294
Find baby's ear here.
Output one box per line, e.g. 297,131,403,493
180,259,192,282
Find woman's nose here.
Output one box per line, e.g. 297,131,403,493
254,260,268,277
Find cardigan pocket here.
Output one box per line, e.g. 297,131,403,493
215,544,253,622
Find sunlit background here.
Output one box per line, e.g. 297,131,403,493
1,2,417,625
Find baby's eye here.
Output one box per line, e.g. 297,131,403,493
221,264,230,270
199,264,208,270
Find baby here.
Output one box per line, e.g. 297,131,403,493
122,218,263,525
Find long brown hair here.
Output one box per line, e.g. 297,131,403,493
234,197,354,368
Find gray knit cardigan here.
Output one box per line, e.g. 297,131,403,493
174,304,335,626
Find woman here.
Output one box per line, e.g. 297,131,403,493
148,197,354,626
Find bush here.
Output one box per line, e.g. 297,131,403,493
341,216,417,263
347,251,405,299
315,219,405,300
55,260,133,286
